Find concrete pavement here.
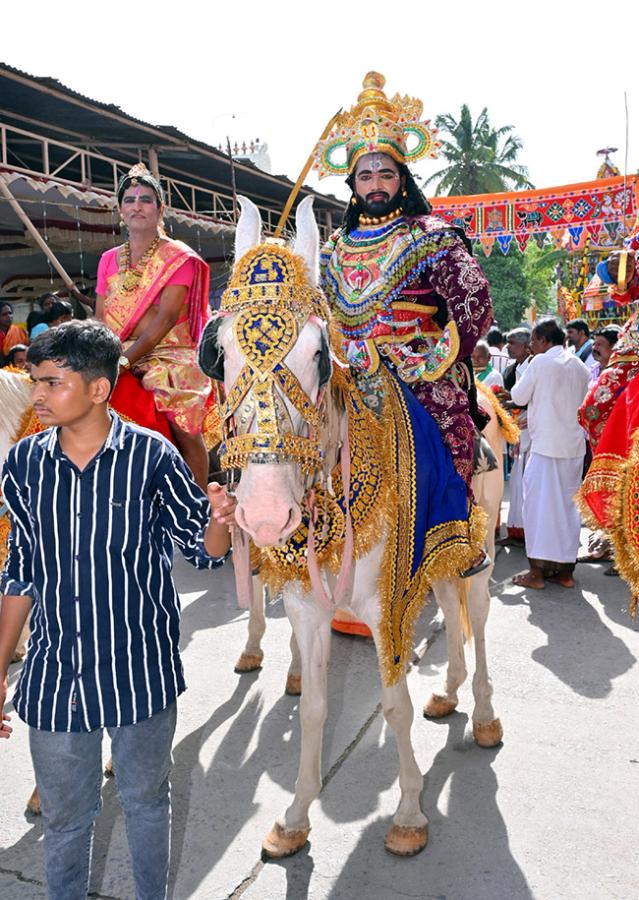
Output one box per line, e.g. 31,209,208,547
1,519,638,899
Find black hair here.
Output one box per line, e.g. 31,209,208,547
533,317,565,346
565,318,590,338
486,326,504,347
117,172,164,207
594,325,622,346
42,299,74,325
5,344,28,365
1,301,13,313
342,162,432,233
27,321,121,392
37,292,58,309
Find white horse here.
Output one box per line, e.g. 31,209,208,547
205,196,503,859
0,367,32,466
236,385,508,708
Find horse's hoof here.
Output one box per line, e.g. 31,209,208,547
384,824,428,857
261,822,310,859
285,673,302,696
234,651,263,674
26,787,41,815
473,718,503,747
104,757,114,777
423,694,457,719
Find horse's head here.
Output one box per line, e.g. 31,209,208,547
199,196,334,547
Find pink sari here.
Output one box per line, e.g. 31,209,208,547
99,239,212,435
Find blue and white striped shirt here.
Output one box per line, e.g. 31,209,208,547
1,413,227,732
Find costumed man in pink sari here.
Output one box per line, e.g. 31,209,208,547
96,164,212,488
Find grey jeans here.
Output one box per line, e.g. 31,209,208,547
29,701,177,900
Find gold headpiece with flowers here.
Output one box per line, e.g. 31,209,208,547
313,71,440,178
117,162,164,205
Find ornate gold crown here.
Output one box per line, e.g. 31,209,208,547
313,71,440,178
127,162,153,184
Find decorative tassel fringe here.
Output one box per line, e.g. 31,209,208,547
476,382,520,444
576,430,639,619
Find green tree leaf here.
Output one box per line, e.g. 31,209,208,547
423,104,534,196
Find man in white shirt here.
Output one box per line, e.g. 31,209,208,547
472,340,504,389
500,327,532,544
487,326,510,375
510,318,590,589
566,317,598,377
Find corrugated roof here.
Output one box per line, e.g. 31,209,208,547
0,62,345,215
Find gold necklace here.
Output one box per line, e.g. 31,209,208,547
119,237,161,292
358,208,402,227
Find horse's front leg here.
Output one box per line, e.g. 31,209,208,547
262,589,332,859
235,575,266,673
424,579,468,718
465,568,503,747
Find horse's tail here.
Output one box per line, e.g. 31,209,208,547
457,578,473,644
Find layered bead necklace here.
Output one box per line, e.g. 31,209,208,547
118,236,161,292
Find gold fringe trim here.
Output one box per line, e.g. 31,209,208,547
575,453,627,531
255,367,395,597
13,406,43,444
0,513,10,569
377,366,488,686
378,504,487,687
607,429,639,618
476,382,520,445
576,430,639,619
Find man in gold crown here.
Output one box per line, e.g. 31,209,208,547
96,164,212,488
315,73,494,576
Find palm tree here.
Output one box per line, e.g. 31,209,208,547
423,105,534,196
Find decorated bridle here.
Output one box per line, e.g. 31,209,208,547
199,242,333,491
198,196,354,610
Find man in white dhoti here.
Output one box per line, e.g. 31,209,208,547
499,328,532,544
510,318,590,589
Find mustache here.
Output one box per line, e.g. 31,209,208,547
365,191,390,202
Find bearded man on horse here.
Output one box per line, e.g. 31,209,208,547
315,72,494,581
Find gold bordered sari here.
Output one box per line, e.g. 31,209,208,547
101,239,213,435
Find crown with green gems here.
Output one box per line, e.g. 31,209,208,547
313,71,440,178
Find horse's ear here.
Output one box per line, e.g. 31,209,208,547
293,196,319,287
318,329,332,387
235,196,262,260
198,317,225,381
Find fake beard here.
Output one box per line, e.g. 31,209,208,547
359,189,401,218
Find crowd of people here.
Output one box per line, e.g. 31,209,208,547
0,294,76,371
1,66,638,898
471,312,635,590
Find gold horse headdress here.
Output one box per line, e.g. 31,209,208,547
210,242,331,474
313,71,440,178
